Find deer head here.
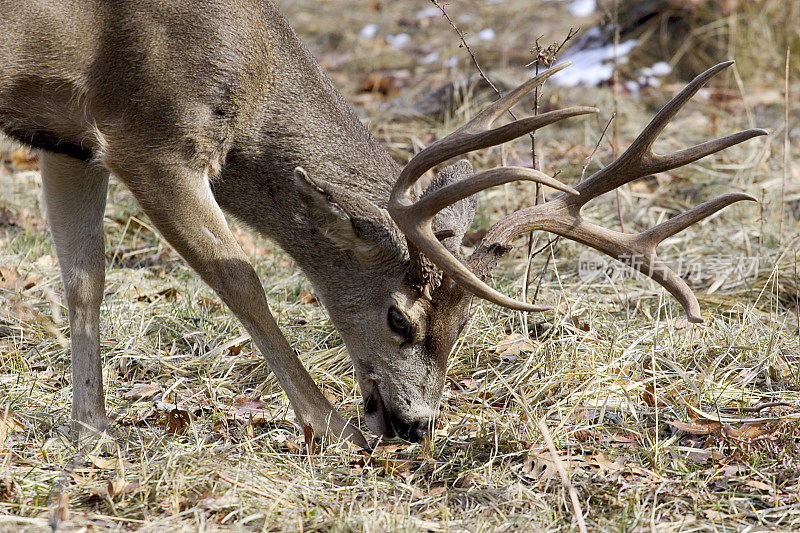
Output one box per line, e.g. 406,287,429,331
295,62,765,442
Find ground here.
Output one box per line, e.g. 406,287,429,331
1,0,799,531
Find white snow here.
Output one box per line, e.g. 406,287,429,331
568,0,596,17
477,28,496,41
421,52,441,65
415,7,441,19
386,33,411,49
359,24,379,39
552,39,637,86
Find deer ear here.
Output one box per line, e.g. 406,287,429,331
423,160,477,256
294,167,407,266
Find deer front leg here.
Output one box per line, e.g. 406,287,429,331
40,152,110,437
108,159,367,448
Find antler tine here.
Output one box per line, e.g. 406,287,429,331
640,192,757,246
414,167,579,220
391,62,597,203
388,63,597,311
468,61,767,322
572,61,768,206
470,192,757,321
464,61,572,133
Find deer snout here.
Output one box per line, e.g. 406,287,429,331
363,382,433,442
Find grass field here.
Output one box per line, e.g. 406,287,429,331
1,0,799,530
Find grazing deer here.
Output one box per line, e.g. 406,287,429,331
0,1,765,446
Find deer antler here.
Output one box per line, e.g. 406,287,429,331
389,62,598,312
467,61,768,321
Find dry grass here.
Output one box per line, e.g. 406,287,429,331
2,0,800,531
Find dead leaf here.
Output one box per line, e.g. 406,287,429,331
745,479,773,492
359,73,398,96
456,378,480,392
592,453,623,473
0,477,16,501
428,485,446,497
0,267,39,291
523,450,586,481
226,343,243,357
298,289,317,305
494,333,536,356
454,473,478,488
641,383,669,407
704,509,730,521
668,420,722,435
0,408,25,447
124,383,161,400
723,423,775,442
136,287,181,303
87,455,120,470
303,425,319,454
10,147,38,171
224,396,278,425
165,408,191,435
106,478,142,499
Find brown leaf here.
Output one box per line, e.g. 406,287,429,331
668,420,722,435
0,477,16,501
165,408,191,435
454,473,478,488
298,290,317,305
197,296,220,309
592,453,623,473
106,478,142,499
494,333,536,355
523,450,586,481
457,379,480,392
226,343,243,357
723,423,775,442
11,147,38,171
136,287,181,303
745,479,773,492
704,509,731,521
87,455,121,470
225,396,276,424
641,383,669,407
359,73,398,96
427,485,446,497
303,424,319,454
0,267,20,290
0,408,25,447
124,383,161,400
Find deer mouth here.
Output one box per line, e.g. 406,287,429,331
363,382,429,442
364,383,396,439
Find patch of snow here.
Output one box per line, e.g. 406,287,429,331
552,39,637,86
415,7,441,19
624,80,640,95
641,61,671,77
444,56,460,68
386,33,411,49
421,52,440,65
359,24,379,39
568,0,596,17
477,28,496,41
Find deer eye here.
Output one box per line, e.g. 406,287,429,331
387,307,413,341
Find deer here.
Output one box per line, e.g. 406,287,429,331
0,0,766,448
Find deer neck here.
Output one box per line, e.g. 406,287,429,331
212,15,402,305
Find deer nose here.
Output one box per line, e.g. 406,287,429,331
392,417,431,443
